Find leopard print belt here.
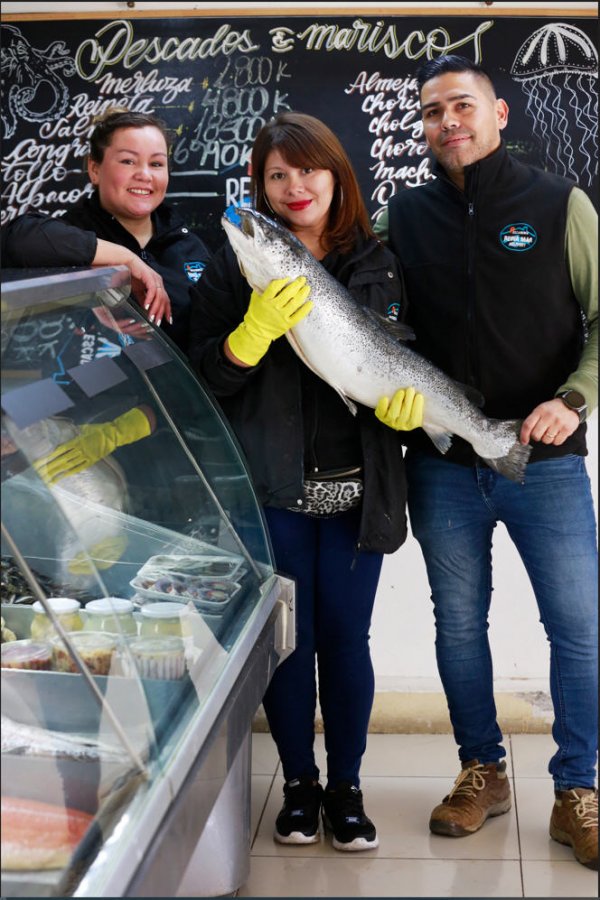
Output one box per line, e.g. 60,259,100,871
288,467,364,518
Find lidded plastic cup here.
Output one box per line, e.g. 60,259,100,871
30,598,83,640
84,597,137,635
140,602,186,637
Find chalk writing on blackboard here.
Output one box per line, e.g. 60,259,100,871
268,19,494,61
1,15,597,245
511,23,598,186
346,71,432,223
75,20,260,81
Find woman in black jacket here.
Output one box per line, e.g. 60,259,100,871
189,112,422,852
2,109,211,353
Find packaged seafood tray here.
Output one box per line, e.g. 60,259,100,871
130,551,245,608
141,552,244,579
130,575,242,610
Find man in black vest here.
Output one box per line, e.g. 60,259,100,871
376,55,598,869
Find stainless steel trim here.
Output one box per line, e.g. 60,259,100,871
1,265,131,311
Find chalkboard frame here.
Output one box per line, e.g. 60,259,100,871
2,6,596,21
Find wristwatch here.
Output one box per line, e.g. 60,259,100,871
556,389,587,423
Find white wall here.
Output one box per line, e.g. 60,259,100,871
3,0,597,703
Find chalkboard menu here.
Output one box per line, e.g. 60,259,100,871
1,13,597,249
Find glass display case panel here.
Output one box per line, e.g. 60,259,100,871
1,267,278,897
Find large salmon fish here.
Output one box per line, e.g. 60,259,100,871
222,207,531,482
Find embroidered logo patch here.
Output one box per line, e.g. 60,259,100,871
184,261,206,283
387,302,400,321
499,223,538,252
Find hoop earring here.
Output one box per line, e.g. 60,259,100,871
263,192,276,216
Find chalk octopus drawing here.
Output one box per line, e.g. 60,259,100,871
1,24,76,140
510,23,598,186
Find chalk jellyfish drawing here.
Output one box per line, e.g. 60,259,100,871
510,23,597,186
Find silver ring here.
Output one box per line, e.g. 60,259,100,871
547,432,557,438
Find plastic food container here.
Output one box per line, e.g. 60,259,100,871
130,574,241,610
1,639,52,671
30,598,83,641
126,636,186,680
83,597,137,636
51,631,116,676
143,553,243,579
130,552,244,605
139,602,190,637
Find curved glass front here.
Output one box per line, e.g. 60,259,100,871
1,266,276,896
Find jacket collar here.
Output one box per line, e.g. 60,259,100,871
82,190,182,245
432,140,511,199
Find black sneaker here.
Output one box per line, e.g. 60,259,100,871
322,782,379,851
274,777,323,844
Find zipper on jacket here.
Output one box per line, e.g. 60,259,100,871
465,187,478,390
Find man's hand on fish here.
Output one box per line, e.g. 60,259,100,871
375,387,425,431
33,407,154,486
520,398,582,447
227,276,313,367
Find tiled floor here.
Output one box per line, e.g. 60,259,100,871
241,733,597,898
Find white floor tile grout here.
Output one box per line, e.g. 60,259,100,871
247,733,596,898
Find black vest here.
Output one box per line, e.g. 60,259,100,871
388,142,586,465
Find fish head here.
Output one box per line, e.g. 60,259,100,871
222,207,308,294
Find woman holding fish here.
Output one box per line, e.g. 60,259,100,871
189,112,422,852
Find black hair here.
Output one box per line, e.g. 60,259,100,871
89,108,171,163
416,55,497,97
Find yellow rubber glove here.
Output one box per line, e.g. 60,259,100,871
375,387,425,431
67,535,128,575
33,408,152,486
228,276,313,366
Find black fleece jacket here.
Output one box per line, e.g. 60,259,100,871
64,194,211,353
387,142,585,466
188,233,409,554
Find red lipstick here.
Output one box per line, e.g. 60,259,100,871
287,200,312,211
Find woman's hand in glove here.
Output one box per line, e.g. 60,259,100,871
375,387,425,431
226,276,313,367
33,407,153,486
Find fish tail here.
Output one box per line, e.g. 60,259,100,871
482,435,532,483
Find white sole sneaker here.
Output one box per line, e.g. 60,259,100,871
332,834,379,852
274,829,320,845
322,811,379,852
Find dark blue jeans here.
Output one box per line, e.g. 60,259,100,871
262,505,383,789
406,451,598,789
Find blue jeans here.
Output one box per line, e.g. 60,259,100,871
406,451,598,790
262,505,383,788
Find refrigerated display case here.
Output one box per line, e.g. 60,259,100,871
0,266,295,897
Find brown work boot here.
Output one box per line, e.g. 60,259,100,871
429,759,511,836
550,788,598,870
